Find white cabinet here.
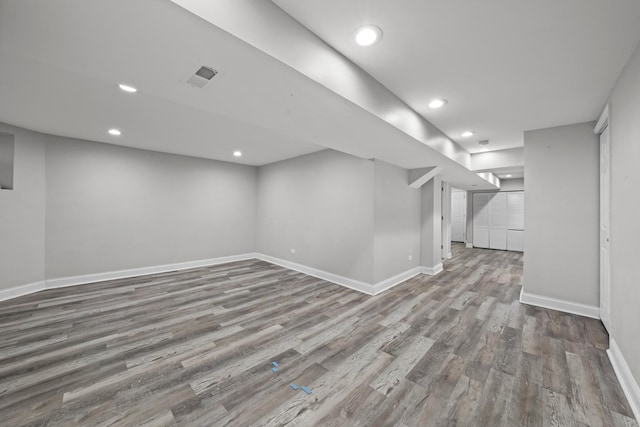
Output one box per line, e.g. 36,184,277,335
488,193,507,250
473,191,524,252
472,193,490,248
507,230,525,252
490,229,507,250
451,190,466,242
507,192,524,230
506,192,524,251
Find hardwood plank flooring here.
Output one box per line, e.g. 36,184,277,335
0,244,636,426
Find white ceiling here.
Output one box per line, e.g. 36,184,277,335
1,0,639,189
0,0,325,166
273,0,640,153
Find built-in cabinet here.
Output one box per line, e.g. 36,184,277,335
473,191,524,252
451,190,466,242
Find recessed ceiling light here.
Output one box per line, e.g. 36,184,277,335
461,131,474,138
118,84,137,93
108,129,121,136
355,25,382,46
233,150,242,157
428,99,447,109
505,174,512,178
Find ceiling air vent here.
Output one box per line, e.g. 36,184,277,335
186,66,218,88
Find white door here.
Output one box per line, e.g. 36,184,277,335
451,190,466,242
506,191,525,252
507,192,525,230
600,125,611,332
473,193,490,248
507,230,525,252
488,193,507,250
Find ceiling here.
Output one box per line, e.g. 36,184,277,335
0,0,325,166
1,1,639,189
273,0,640,153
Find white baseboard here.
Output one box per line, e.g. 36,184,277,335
45,253,258,290
255,253,375,294
0,281,45,302
465,243,473,249
519,288,600,319
608,338,640,422
422,263,443,276
257,254,429,296
371,267,422,296
1,253,436,302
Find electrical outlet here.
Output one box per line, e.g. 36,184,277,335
408,255,413,261
290,249,296,254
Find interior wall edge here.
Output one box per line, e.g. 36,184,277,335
607,338,640,423
371,267,423,296
254,253,375,295
421,263,444,276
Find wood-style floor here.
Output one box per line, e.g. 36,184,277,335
0,244,636,426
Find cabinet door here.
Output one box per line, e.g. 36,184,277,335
507,192,525,230
488,193,507,249
451,191,466,242
507,230,524,252
473,193,490,248
490,229,507,250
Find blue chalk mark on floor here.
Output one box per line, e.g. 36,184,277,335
272,367,278,373
290,383,298,390
301,386,312,394
272,361,279,367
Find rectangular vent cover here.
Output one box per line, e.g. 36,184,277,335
187,66,218,88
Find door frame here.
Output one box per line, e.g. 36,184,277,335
595,104,612,333
441,182,452,259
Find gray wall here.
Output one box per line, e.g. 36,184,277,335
523,122,599,306
421,176,442,269
3,125,442,291
0,133,15,190
257,150,375,283
0,123,46,290
45,136,258,279
607,40,640,386
373,160,421,282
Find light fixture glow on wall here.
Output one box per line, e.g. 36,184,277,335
461,131,474,137
355,25,383,46
108,129,122,136
505,174,512,178
118,84,137,93
428,99,447,109
233,150,242,157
